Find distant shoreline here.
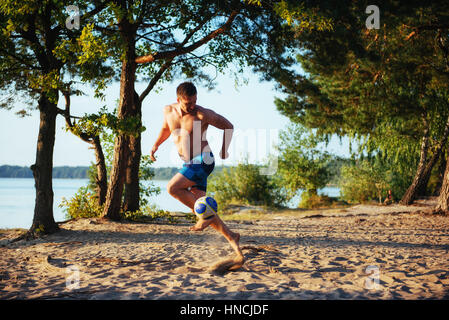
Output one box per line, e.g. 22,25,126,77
0,165,225,180
0,165,179,180
0,165,88,179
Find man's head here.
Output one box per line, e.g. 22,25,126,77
177,82,197,114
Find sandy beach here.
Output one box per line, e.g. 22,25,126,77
1,198,448,300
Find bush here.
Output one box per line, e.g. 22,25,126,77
338,160,390,204
61,131,161,220
59,186,103,219
298,191,335,209
208,161,287,209
277,123,331,200
123,204,183,223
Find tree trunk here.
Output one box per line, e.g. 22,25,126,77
123,91,141,213
123,134,141,212
28,94,59,236
435,152,449,213
102,23,136,221
400,136,429,205
416,154,441,197
434,150,447,196
92,136,108,206
416,114,449,196
400,114,430,205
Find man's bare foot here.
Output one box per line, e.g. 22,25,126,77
228,256,245,271
189,224,202,231
189,221,206,231
228,234,245,271
189,215,215,231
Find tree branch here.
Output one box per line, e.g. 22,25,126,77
18,13,49,70
226,32,271,65
135,10,239,64
137,34,177,48
0,47,40,70
437,30,449,70
404,24,449,40
415,24,449,31
136,23,183,40
139,58,174,103
61,90,94,143
137,14,217,102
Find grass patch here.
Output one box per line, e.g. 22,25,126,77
218,201,354,222
0,228,27,234
220,212,273,221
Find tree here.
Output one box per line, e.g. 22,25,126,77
277,123,331,205
0,0,107,237
272,0,449,205
338,158,390,204
62,105,118,206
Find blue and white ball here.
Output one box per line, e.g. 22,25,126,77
194,196,218,219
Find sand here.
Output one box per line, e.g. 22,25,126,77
1,198,448,300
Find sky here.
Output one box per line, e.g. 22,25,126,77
0,70,351,169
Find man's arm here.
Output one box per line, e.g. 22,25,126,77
150,108,171,161
203,108,234,159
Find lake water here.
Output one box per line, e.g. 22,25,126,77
0,178,340,229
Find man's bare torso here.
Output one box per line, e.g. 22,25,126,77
164,103,211,161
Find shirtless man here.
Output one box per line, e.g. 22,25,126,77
149,82,243,260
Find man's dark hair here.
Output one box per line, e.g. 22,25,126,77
176,82,197,97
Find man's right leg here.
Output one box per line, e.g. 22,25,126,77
167,173,198,209
208,215,243,258
189,187,243,258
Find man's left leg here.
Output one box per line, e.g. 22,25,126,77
167,173,214,231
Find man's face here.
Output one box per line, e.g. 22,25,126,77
177,94,197,114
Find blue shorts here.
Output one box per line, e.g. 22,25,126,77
179,152,215,192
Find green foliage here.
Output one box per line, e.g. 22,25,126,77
87,127,160,205
60,188,175,222
138,155,161,208
68,106,146,139
298,192,334,209
123,204,169,222
0,165,33,178
27,70,63,104
245,0,333,30
62,124,160,219
273,0,333,30
325,157,353,186
0,0,113,109
123,204,196,224
208,160,287,209
338,160,391,204
52,166,89,179
76,23,109,65
59,186,103,219
277,123,331,200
